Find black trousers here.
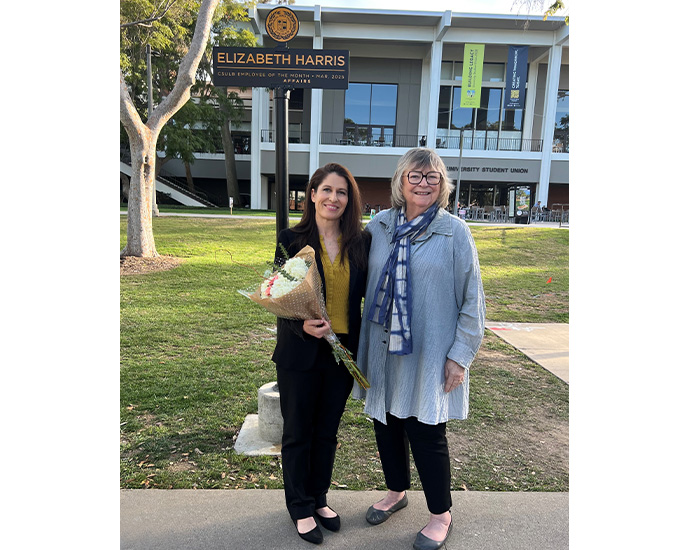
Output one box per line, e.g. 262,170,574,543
276,336,354,521
373,413,452,515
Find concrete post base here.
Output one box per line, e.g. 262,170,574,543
258,381,283,443
234,382,283,456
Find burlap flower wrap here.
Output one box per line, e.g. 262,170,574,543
239,245,370,389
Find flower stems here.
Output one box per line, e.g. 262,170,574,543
325,331,370,390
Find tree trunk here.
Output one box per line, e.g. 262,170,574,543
120,0,220,258
221,120,241,208
122,129,159,257
184,161,195,192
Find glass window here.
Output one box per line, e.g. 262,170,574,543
344,83,397,145
289,88,304,111
554,90,569,152
438,86,451,130
450,87,473,130
370,84,397,126
555,90,569,130
502,90,525,131
483,63,505,82
453,62,463,81
437,83,528,149
476,88,502,130
441,62,453,80
345,83,398,126
502,108,523,131
344,83,372,125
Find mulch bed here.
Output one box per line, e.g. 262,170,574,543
120,255,183,276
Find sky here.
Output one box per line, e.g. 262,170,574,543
286,0,548,17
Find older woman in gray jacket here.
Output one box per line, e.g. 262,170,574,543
355,148,485,550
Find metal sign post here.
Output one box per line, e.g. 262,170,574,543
453,129,464,217
274,86,290,237
212,6,349,242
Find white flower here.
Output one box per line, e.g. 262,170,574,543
269,275,301,298
260,262,306,298
283,257,309,280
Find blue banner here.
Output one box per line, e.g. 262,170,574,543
505,46,528,109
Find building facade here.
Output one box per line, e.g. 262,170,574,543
164,4,569,215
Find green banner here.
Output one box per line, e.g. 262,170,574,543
460,44,485,108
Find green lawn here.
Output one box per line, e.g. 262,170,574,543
120,216,568,491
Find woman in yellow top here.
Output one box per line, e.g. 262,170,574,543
271,163,370,544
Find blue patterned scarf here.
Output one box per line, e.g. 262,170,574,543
367,203,439,355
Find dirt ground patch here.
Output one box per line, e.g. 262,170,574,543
445,335,569,491
120,255,183,276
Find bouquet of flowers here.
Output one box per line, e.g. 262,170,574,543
239,245,370,389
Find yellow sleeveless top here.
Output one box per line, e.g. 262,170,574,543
319,235,350,335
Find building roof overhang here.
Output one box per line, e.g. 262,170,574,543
252,4,568,35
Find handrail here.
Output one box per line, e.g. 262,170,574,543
120,154,218,207
154,172,219,208
435,135,543,152
261,129,311,144
312,132,543,151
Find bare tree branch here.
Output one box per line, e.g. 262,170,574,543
149,0,220,134
120,0,179,29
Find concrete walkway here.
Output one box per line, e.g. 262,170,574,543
121,489,568,550
485,322,569,383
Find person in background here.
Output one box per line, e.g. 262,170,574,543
533,200,543,221
272,163,370,545
356,148,485,550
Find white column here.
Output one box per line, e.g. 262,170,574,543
309,30,323,177
536,44,562,208
251,87,267,210
424,11,450,149
419,50,431,142
522,61,539,142
425,39,443,149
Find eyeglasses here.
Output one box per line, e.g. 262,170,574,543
405,171,442,186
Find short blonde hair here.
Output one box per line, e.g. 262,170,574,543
390,148,455,210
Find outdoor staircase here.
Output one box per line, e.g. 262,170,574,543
120,155,217,208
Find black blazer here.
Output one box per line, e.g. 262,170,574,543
271,228,370,371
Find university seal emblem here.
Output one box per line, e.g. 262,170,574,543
265,7,299,43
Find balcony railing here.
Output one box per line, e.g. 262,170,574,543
436,134,543,152
320,132,427,148
261,129,311,144
259,130,546,152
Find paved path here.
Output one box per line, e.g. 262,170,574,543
485,322,569,383
121,489,568,550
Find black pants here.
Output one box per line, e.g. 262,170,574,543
276,336,354,521
373,413,452,515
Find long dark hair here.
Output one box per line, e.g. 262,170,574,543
291,163,367,270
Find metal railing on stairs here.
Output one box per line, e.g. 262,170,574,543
155,172,219,208
120,149,219,208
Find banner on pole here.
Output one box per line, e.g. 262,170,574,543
505,46,529,109
460,44,485,108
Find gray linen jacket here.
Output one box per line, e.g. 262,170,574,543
354,207,486,425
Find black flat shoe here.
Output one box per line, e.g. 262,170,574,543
412,518,453,550
293,518,323,545
365,492,408,525
315,508,341,532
